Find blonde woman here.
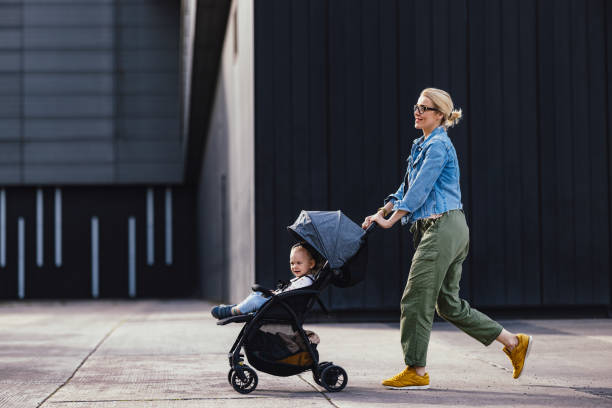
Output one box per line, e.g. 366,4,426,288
362,88,532,389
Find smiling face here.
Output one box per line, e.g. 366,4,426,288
289,247,316,278
414,95,444,136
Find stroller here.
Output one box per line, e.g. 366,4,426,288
217,210,371,394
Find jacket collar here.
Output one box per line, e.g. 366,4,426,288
412,126,446,150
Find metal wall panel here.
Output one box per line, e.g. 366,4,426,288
0,30,20,48
0,143,21,164
23,5,114,26
0,96,20,117
24,73,114,95
24,96,114,117
24,51,113,72
0,0,182,185
254,0,612,310
0,167,20,184
116,163,183,184
118,117,179,139
24,165,113,184
0,120,20,140
117,141,182,163
23,28,114,49
0,6,21,26
0,74,20,93
120,73,179,94
0,52,20,71
24,141,114,164
24,119,114,140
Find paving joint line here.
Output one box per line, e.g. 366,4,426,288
297,374,341,408
37,318,127,408
48,397,266,404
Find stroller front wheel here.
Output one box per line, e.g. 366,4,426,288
230,366,258,394
320,365,348,392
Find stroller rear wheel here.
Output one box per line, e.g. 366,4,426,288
230,366,258,394
320,365,347,392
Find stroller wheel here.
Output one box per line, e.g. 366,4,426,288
227,368,234,385
320,365,348,392
231,366,258,394
313,362,332,386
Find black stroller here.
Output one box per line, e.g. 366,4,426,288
217,210,371,394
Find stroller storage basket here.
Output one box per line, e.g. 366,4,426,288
245,349,319,377
244,325,319,376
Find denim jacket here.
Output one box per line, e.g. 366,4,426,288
384,126,463,225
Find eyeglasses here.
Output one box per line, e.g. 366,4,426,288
413,104,439,114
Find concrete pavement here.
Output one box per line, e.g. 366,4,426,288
1,300,611,407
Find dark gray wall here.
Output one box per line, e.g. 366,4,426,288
0,186,196,299
0,0,199,299
254,0,611,310
0,0,182,184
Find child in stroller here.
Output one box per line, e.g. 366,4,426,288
215,210,370,394
211,242,321,319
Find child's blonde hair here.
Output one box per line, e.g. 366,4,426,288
420,88,462,129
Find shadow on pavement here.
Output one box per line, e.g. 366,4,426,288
328,385,606,406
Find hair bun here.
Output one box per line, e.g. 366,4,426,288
446,109,462,128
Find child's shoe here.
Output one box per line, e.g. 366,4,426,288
382,366,430,389
503,333,533,379
211,304,235,319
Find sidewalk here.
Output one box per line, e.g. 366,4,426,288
1,300,611,408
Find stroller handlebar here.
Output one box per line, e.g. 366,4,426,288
365,221,377,235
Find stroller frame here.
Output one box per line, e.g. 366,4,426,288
217,264,348,394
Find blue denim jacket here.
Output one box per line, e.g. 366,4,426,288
384,126,463,225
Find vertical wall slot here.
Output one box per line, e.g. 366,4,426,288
129,216,136,298
146,188,154,266
165,187,173,265
91,216,99,299
18,218,24,299
36,189,43,267
0,189,5,268
54,188,62,267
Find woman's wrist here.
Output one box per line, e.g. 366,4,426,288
377,207,388,217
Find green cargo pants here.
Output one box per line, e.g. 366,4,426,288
400,209,503,367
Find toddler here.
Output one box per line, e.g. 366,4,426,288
211,242,320,319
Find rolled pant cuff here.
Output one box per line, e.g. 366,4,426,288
404,359,426,367
482,326,504,347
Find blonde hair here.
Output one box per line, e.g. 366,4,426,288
420,88,462,129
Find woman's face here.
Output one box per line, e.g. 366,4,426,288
414,96,443,133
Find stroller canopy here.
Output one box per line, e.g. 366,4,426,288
287,210,365,270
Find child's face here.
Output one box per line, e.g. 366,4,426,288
289,247,315,278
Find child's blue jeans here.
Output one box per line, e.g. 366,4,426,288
236,291,269,314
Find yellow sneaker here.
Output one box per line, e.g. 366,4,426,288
503,333,533,379
382,366,430,389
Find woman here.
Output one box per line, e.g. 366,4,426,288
362,88,532,389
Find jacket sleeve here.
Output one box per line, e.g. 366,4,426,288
384,182,405,206
393,142,448,213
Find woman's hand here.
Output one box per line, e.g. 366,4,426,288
362,212,393,230
370,212,393,229
361,214,375,230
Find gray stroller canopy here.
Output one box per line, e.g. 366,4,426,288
287,210,365,269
